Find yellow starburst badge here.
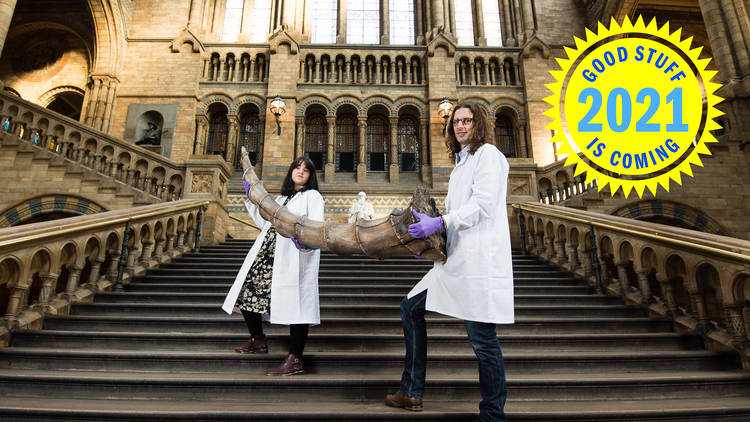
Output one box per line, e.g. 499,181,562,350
544,16,723,197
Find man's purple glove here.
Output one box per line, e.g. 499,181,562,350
407,210,444,239
291,236,305,250
242,180,251,200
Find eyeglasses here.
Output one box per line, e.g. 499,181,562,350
452,118,474,127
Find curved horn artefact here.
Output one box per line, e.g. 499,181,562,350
240,147,446,261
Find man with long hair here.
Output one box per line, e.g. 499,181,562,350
385,101,514,421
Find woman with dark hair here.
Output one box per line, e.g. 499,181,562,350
222,156,324,376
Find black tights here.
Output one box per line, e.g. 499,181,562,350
241,310,309,356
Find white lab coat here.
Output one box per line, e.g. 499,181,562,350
408,143,514,324
221,189,325,325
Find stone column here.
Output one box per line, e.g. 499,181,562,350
447,0,456,36
196,115,209,154
337,0,348,43
431,0,444,33
389,117,399,183
64,265,83,297
0,0,17,59
473,0,486,45
357,118,367,183
415,0,425,43
140,240,154,266
657,275,678,317
501,0,515,46
83,75,119,132
520,0,534,40
188,0,205,29
616,261,630,296
326,116,336,181
38,272,58,312
419,117,431,184
380,0,390,44
295,118,305,159
226,114,240,165
87,257,105,290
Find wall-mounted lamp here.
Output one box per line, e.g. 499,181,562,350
270,95,286,135
437,98,454,136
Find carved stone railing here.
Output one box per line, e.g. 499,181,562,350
513,201,750,367
0,199,209,346
534,157,596,205
201,47,271,83
298,45,427,86
0,91,187,200
454,48,521,86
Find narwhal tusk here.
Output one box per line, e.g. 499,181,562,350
239,147,446,261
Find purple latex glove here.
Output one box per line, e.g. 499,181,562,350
291,236,305,250
407,210,444,239
242,180,251,200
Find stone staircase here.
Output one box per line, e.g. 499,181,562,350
1,239,749,420
0,135,160,217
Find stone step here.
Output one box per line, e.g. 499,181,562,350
2,369,749,402
130,275,583,287
42,315,674,335
0,348,738,374
2,396,750,421
10,330,706,353
97,291,620,306
70,303,645,319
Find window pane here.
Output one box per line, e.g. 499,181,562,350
250,0,272,43
347,0,380,44
221,0,244,42
312,0,338,43
389,0,414,44
483,0,502,46
455,0,474,46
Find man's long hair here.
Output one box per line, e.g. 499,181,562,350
444,101,492,163
280,156,319,197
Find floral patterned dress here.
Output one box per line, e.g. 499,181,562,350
236,195,293,314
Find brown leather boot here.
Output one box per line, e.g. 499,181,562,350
385,391,423,411
234,338,254,354
234,334,268,354
252,334,268,353
266,353,304,376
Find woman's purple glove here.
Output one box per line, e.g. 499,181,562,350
407,210,444,239
242,180,251,200
291,236,305,250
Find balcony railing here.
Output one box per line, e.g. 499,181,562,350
514,201,750,367
0,91,187,200
0,199,208,344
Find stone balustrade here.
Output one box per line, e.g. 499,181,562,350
454,49,520,86
535,158,595,205
0,91,187,201
298,46,427,86
0,199,208,345
514,202,750,367
201,47,271,83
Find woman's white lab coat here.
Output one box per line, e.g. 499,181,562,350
221,189,325,325
408,143,515,324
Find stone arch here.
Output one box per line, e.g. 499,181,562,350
611,200,727,235
39,85,87,118
86,0,126,76
232,94,266,116
393,96,428,118
0,195,107,228
331,95,363,116
363,96,394,117
197,93,233,115
297,95,333,116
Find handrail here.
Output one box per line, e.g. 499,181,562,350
513,202,750,263
0,200,209,249
229,214,259,230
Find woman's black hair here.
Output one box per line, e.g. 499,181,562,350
280,156,319,197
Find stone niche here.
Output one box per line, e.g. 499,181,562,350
123,103,179,158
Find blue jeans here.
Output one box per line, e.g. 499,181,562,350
399,290,508,421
